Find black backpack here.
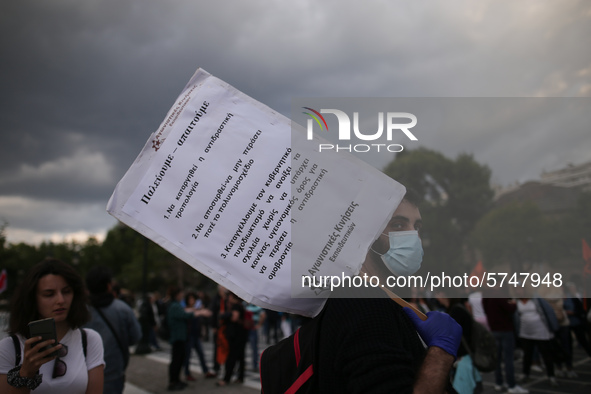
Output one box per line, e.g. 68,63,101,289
260,309,325,394
462,315,497,373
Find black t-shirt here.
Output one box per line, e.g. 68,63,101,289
317,287,427,393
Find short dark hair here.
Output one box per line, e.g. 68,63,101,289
85,265,113,295
167,285,181,300
9,258,90,336
402,187,422,207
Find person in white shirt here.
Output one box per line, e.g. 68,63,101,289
516,296,558,387
0,258,105,394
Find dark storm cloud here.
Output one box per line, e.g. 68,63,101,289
1,0,590,243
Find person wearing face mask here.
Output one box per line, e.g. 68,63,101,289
314,190,463,393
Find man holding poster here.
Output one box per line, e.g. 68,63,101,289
108,68,461,391
312,191,462,393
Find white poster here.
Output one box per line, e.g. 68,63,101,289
107,69,404,316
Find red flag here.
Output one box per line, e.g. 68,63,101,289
583,239,591,276
0,269,6,294
470,261,485,287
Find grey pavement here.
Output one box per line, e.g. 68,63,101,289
124,335,267,394
3,312,590,393
0,311,266,393
124,354,259,394
124,333,591,394
479,345,591,394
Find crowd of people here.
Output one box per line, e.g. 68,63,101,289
1,259,590,393
403,285,591,394
1,223,590,394
0,258,298,393
147,283,299,391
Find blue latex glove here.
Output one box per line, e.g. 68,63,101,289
403,307,462,358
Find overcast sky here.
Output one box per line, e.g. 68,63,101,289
1,0,590,245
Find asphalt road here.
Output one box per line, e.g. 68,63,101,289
124,334,591,394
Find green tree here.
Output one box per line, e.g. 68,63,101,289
575,192,591,240
0,221,217,301
78,236,104,274
99,223,213,294
553,191,591,281
383,148,493,236
0,241,45,300
469,202,551,272
0,221,6,251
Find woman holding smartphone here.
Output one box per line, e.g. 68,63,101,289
0,258,105,393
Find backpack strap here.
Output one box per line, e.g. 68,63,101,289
286,365,314,394
260,307,327,394
93,306,129,368
80,328,87,358
11,335,21,366
460,335,474,358
294,329,301,366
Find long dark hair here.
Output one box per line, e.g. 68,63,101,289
8,258,90,336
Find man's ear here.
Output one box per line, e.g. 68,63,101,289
107,282,113,293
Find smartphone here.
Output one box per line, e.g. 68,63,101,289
28,317,58,357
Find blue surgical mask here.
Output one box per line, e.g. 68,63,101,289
379,230,423,276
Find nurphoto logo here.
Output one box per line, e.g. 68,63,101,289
303,107,418,153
